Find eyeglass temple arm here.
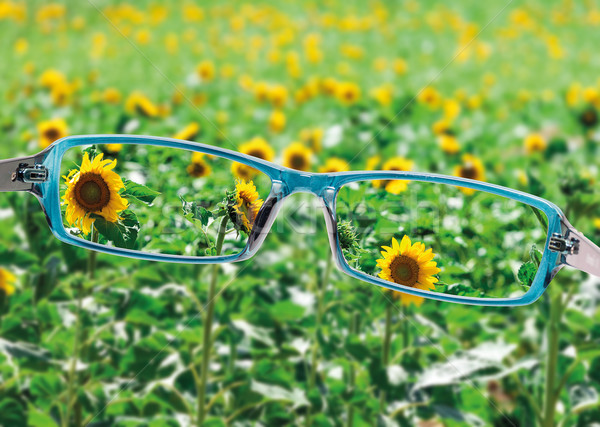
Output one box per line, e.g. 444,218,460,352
557,216,600,278
0,154,48,193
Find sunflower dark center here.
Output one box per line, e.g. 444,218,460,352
74,173,110,212
290,154,307,170
247,149,264,159
189,162,206,177
389,255,419,287
44,128,60,141
459,164,477,179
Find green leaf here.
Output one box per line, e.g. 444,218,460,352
517,262,537,287
27,404,59,427
92,210,139,249
122,179,160,205
181,196,213,227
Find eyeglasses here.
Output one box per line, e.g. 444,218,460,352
1,135,598,306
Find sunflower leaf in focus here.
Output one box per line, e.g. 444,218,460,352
91,210,139,250
122,179,160,205
180,196,213,227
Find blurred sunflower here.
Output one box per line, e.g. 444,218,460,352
39,68,66,89
62,153,129,235
417,87,441,109
173,122,200,141
439,134,460,154
268,110,286,133
239,137,275,161
377,235,440,307
38,118,68,149
453,154,486,195
594,218,600,230
106,144,123,154
283,142,312,171
196,60,215,81
299,128,323,152
102,88,122,104
524,133,547,154
187,152,211,178
336,81,361,105
125,91,158,118
373,157,414,194
0,268,16,297
229,180,264,234
319,157,349,173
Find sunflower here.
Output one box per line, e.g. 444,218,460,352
268,109,286,133
453,154,486,195
125,91,158,118
439,134,460,154
106,143,123,154
376,235,441,307
62,153,129,235
0,268,16,297
240,137,275,162
38,118,68,149
229,180,264,234
319,157,349,173
187,152,211,178
335,81,361,105
173,122,200,141
283,142,312,171
299,128,323,152
373,157,413,194
524,133,547,154
196,60,215,81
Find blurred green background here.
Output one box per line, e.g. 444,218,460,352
1,1,600,426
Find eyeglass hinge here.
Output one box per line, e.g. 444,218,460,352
549,233,580,255
13,164,49,183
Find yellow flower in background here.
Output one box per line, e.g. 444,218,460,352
594,218,600,230
377,235,441,307
566,82,581,107
268,110,286,133
417,87,441,109
102,88,122,104
165,33,178,54
374,157,414,194
582,87,600,106
173,122,200,141
453,154,486,195
239,137,275,162
432,119,452,135
254,81,270,102
393,58,408,75
231,180,264,234
62,153,129,235
366,155,381,170
443,99,461,120
39,69,66,89
0,268,16,296
50,81,73,106
299,128,324,152
283,142,312,171
268,84,288,108
125,91,158,118
439,134,460,154
187,153,211,178
524,133,547,154
319,157,349,173
196,60,216,81
14,37,28,54
106,144,123,154
321,78,338,96
371,85,393,107
135,29,151,44
38,118,68,148
336,81,361,105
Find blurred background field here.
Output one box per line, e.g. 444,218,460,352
1,1,600,426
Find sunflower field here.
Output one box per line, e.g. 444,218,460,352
1,1,600,426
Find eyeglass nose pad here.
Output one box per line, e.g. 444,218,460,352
244,180,287,257
320,187,345,270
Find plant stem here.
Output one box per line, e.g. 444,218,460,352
197,216,228,426
306,255,332,426
379,303,393,412
543,289,561,427
64,281,82,427
87,226,98,279
347,311,360,427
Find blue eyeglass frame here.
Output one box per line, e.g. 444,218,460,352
1,134,599,307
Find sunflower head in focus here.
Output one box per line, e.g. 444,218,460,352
0,268,17,297
376,235,441,307
373,156,413,194
453,154,486,195
228,180,264,234
62,152,129,235
283,142,312,171
38,118,68,149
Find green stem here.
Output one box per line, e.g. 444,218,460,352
306,255,332,426
543,290,561,427
402,304,410,347
379,303,393,412
347,312,360,427
197,216,228,426
87,226,98,279
64,281,83,427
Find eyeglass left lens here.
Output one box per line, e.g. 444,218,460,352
59,143,271,258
